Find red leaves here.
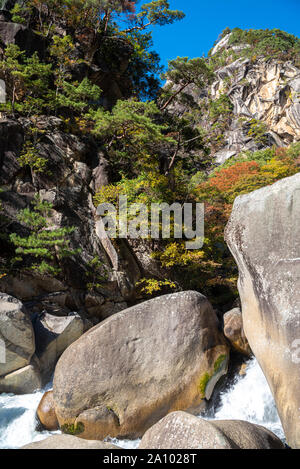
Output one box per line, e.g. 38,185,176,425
208,161,260,192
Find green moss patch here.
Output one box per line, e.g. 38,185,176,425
61,421,85,435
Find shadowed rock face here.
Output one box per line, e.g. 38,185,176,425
225,173,300,448
0,21,47,57
139,411,285,449
33,312,90,383
53,291,229,440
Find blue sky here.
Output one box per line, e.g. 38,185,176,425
144,0,300,70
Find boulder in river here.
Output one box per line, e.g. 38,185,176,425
0,362,41,394
139,411,285,449
37,390,59,431
225,173,300,449
223,307,252,356
53,291,229,440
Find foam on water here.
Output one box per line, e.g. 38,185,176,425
0,358,284,448
0,384,59,449
212,358,285,440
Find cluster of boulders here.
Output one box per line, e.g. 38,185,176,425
1,174,299,449
27,173,300,450
23,411,285,450
51,291,229,440
30,291,231,435
0,292,90,393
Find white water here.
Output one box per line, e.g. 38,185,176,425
0,358,284,449
0,384,59,449
212,358,285,440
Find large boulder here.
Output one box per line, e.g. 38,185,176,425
0,292,35,378
33,311,89,380
21,434,120,449
139,411,285,449
223,307,251,356
37,390,59,431
225,173,300,448
53,291,229,440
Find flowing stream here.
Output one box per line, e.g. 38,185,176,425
209,358,285,440
0,358,284,449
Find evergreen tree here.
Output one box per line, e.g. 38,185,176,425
10,196,81,276
160,56,214,111
0,44,53,115
88,99,174,177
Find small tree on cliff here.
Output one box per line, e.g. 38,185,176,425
11,1,184,36
10,196,81,276
88,99,174,177
0,44,53,115
160,56,214,111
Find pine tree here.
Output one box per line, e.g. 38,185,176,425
10,196,81,276
160,57,214,111
88,99,174,177
0,44,53,115
57,77,102,113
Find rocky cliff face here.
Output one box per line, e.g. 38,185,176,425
169,33,300,165
0,116,132,318
212,59,300,162
211,55,300,163
1,26,300,322
0,11,141,324
0,21,299,396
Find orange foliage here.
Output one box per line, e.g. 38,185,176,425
208,161,260,192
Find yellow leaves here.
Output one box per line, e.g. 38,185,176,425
157,242,205,268
260,157,298,180
136,278,176,295
94,184,121,207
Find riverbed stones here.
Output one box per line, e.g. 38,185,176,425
139,411,285,449
225,173,300,449
53,291,229,440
